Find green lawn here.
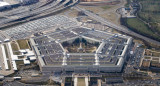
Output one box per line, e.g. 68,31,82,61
13,51,21,55
15,60,24,65
18,56,25,59
11,42,19,51
144,56,151,59
124,18,160,41
77,78,85,86
101,5,111,10
138,0,160,35
123,0,160,42
125,0,131,7
126,18,153,35
17,40,30,49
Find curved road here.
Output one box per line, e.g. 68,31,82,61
73,6,160,46
0,0,78,29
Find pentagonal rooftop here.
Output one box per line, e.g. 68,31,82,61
31,27,132,67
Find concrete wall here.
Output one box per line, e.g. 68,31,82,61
41,65,122,75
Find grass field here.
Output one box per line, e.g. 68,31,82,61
144,57,151,59
125,18,152,35
122,18,160,41
11,42,19,51
138,0,160,33
13,51,21,55
139,0,160,22
15,60,24,65
11,42,21,55
62,38,99,53
101,5,112,10
17,40,30,49
123,0,160,42
15,60,24,70
77,78,85,86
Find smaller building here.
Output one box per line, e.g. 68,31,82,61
19,50,27,54
23,59,30,65
0,1,11,11
28,56,36,61
0,75,4,81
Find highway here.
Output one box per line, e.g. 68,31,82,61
73,6,160,46
0,0,78,29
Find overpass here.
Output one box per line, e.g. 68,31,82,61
0,0,79,29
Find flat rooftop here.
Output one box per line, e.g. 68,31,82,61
0,1,9,7
31,27,132,67
3,0,19,5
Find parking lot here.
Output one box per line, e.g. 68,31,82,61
125,43,144,74
4,15,78,40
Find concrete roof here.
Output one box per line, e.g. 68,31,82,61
0,1,9,7
31,27,132,67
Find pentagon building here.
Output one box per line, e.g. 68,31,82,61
30,27,132,75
